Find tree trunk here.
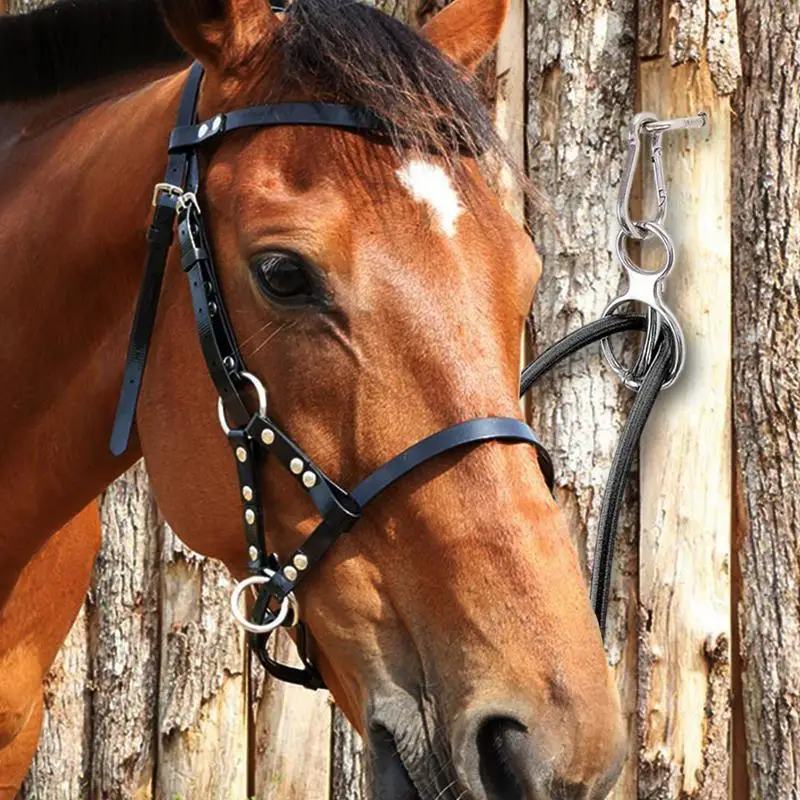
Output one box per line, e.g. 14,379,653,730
89,465,161,799
733,1,800,797
525,0,639,795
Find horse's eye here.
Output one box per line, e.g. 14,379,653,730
252,252,318,306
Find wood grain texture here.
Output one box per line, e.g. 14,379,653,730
156,529,248,800
90,464,160,800
637,60,733,799
331,707,370,800
733,0,800,797
525,0,639,795
253,634,332,799
18,609,91,800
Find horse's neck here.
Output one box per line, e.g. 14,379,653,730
0,67,188,591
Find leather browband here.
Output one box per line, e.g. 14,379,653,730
168,103,387,152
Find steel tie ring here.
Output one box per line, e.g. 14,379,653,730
602,221,685,390
217,371,267,435
230,571,299,634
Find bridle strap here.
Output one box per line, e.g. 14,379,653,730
352,417,551,507
168,103,387,152
519,314,674,634
110,62,205,456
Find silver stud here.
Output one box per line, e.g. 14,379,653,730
208,302,218,315
248,546,259,562
290,458,304,475
211,115,223,132
293,554,309,571
302,471,317,489
198,122,209,138
261,428,275,445
242,485,254,502
244,508,256,525
223,356,236,370
236,447,248,463
284,565,298,582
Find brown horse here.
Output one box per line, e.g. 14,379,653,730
0,0,626,797
0,505,101,798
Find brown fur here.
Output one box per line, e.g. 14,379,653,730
0,507,100,797
0,1,624,797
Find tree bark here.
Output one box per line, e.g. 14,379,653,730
733,1,800,797
331,707,370,800
155,529,248,800
18,608,91,799
525,1,639,795
89,464,160,799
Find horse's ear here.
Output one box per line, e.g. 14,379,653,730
158,0,279,73
421,0,509,71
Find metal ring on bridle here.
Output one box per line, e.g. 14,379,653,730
217,371,267,435
230,572,299,634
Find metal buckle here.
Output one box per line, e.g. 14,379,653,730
230,571,299,634
151,182,184,207
175,191,201,216
217,372,267,436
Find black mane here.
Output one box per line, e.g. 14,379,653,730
1,0,514,177
0,0,185,102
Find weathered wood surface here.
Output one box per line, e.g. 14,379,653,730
19,608,91,800
525,0,639,795
155,529,248,800
18,463,248,800
253,633,332,799
637,70,735,800
733,0,800,798
635,1,739,797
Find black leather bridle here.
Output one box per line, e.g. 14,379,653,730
109,63,554,689
110,62,673,689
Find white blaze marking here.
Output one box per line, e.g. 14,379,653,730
396,160,463,238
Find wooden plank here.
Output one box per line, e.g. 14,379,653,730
90,464,160,799
525,1,639,796
494,0,525,223
252,633,332,799
636,2,738,790
732,0,800,797
331,707,369,800
18,608,91,799
155,530,248,800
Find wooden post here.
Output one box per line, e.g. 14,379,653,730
732,1,800,797
253,634,332,799
636,0,739,795
525,1,639,796
155,529,248,800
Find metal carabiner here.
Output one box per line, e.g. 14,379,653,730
616,112,708,241
616,112,658,240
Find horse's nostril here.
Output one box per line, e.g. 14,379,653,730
369,724,418,800
476,716,531,800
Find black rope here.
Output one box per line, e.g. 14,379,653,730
520,314,675,637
